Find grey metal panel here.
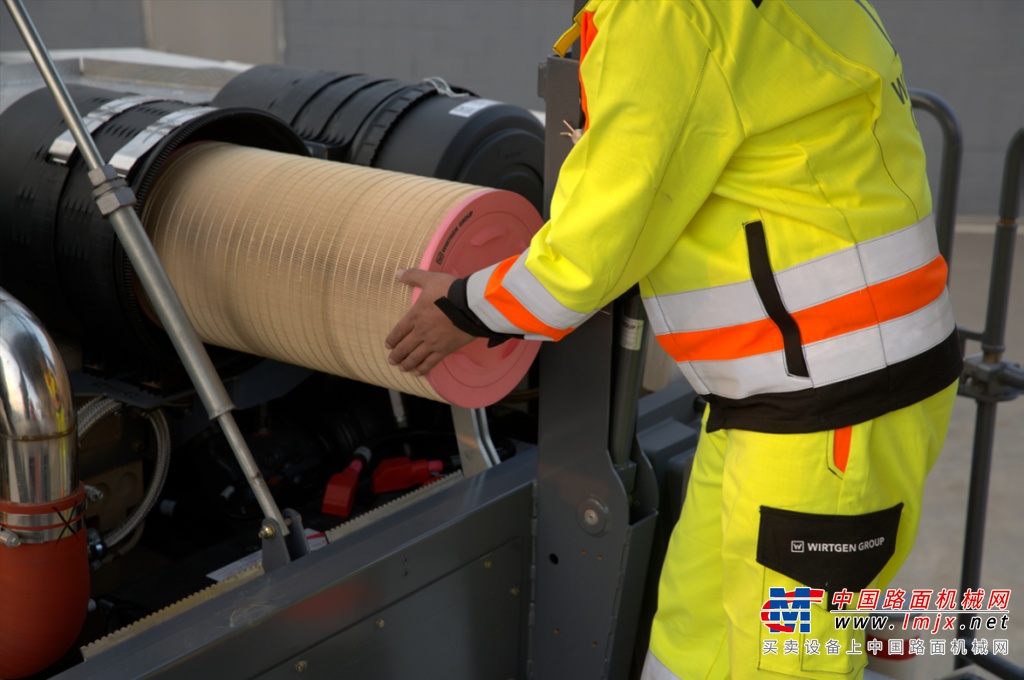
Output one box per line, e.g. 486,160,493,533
531,297,659,680
529,53,657,680
631,384,704,675
609,511,658,680
54,451,537,680
257,539,524,679
537,54,580,221
532,311,642,680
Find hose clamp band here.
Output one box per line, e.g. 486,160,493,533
0,501,86,544
109,106,216,176
0,491,87,544
4,522,84,544
0,526,21,548
48,95,162,164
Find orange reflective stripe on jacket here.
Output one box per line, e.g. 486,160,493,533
467,250,589,341
647,215,957,408
659,253,947,362
579,10,597,131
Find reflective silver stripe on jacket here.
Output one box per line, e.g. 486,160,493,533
651,216,954,399
640,651,683,680
467,249,593,338
646,215,939,335
675,290,954,399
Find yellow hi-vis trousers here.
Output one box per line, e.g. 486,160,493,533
643,381,958,680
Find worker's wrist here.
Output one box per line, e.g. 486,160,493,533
435,277,519,347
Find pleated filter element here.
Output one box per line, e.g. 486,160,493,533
140,142,541,407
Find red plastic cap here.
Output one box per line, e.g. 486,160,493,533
371,458,444,494
321,459,364,517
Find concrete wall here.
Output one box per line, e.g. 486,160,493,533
0,0,145,49
142,0,280,66
2,0,1020,216
281,0,565,114
873,0,1023,218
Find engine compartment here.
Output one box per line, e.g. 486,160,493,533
0,52,554,679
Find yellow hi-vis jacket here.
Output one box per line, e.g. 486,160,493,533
453,0,961,433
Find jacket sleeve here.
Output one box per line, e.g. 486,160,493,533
460,0,747,341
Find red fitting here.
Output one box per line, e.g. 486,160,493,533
322,458,365,517
0,485,90,679
371,458,444,494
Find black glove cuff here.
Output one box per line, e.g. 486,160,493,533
435,277,520,348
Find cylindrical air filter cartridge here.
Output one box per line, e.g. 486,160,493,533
141,142,541,407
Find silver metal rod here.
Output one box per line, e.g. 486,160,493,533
909,90,962,274
472,408,501,467
609,288,648,469
451,406,496,477
3,0,288,535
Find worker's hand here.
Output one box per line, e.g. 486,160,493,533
386,269,475,376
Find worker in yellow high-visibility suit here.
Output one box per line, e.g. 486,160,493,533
386,1,961,677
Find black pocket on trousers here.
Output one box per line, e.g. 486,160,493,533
756,504,902,593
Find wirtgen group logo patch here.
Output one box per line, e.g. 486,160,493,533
761,587,825,633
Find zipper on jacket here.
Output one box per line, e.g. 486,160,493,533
744,221,810,378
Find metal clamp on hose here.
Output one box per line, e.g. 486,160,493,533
109,105,215,175
0,526,21,548
48,94,161,164
0,494,87,544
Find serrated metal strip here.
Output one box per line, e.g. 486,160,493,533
81,471,464,657
81,562,264,659
324,470,464,543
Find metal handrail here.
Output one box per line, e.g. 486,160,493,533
953,128,1023,680
911,90,963,272
910,94,1022,680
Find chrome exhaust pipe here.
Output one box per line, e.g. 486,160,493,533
1,287,78,507
0,287,89,679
